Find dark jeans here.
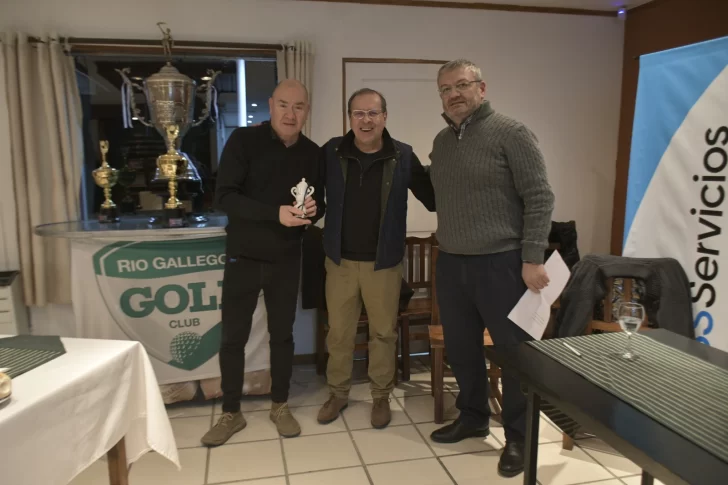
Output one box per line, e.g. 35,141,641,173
436,249,531,443
220,254,300,413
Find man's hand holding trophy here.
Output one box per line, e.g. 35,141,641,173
280,178,316,227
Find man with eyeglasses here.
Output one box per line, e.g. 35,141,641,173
316,88,435,429
427,59,555,477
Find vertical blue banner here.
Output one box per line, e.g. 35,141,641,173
623,36,728,351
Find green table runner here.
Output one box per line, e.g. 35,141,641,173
528,333,728,463
0,335,66,379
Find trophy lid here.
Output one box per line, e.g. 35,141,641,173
145,63,196,86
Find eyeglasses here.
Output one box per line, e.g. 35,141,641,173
438,80,481,97
350,110,383,120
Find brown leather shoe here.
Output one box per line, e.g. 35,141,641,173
317,395,348,424
371,398,391,429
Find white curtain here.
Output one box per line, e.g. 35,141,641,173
276,41,314,138
0,37,18,273
1,33,83,306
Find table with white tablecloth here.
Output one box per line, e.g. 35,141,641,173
0,335,180,485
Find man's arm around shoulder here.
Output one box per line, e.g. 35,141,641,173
307,144,327,225
409,152,436,212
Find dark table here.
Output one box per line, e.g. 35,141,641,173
485,329,728,485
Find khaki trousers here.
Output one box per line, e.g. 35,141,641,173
324,257,401,398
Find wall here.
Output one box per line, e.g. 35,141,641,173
611,0,728,254
1,0,625,351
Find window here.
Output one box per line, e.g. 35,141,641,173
74,52,277,221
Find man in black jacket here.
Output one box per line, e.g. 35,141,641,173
201,79,324,446
316,88,436,429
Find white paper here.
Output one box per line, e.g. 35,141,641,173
508,250,571,340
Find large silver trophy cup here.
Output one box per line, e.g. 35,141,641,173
115,23,220,225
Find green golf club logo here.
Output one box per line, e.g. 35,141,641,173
93,237,226,371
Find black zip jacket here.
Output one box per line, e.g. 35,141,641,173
214,122,325,262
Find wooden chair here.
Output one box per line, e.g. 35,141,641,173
429,326,503,424
560,276,651,450
316,307,399,385
586,277,651,333
428,245,504,424
399,234,437,381
427,241,564,427
316,234,437,383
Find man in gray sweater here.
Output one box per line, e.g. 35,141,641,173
428,59,555,478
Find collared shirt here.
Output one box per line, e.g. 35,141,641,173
445,113,475,140
442,102,494,140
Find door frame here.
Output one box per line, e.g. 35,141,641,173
341,57,449,134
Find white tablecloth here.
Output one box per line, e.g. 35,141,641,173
0,336,180,485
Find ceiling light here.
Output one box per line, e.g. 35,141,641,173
251,103,257,107
248,115,253,118
201,76,211,81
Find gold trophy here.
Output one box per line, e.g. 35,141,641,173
157,124,188,228
92,140,120,223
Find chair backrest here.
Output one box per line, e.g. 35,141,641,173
587,276,648,333
546,241,562,257
404,234,438,296
597,277,644,323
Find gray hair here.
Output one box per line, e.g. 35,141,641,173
438,59,483,82
347,88,387,114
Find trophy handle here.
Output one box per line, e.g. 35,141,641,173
115,68,154,128
192,70,221,127
291,187,298,198
305,186,315,197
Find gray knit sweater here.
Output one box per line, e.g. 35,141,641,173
429,101,555,264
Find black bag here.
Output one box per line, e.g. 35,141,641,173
398,278,415,313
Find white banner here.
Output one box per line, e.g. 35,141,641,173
70,236,270,385
623,36,728,351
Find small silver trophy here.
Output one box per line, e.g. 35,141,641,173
291,178,315,218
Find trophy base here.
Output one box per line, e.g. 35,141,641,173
98,206,120,223
162,207,189,228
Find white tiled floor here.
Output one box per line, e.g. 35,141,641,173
69,359,656,485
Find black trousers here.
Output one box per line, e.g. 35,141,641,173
220,253,300,413
436,249,531,443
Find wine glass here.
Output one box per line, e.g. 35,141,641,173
616,302,645,361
